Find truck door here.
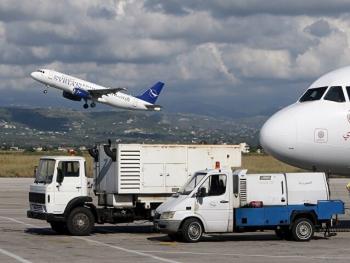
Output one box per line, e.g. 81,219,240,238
53,161,83,214
195,173,231,232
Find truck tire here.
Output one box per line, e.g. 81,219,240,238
66,207,94,236
181,218,203,243
291,218,314,242
50,222,68,234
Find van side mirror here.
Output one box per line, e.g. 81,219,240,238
196,187,207,198
57,169,64,184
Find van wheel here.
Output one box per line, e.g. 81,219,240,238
67,207,94,236
50,222,68,234
181,218,203,243
292,218,314,242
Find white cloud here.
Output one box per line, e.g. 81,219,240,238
2,1,350,115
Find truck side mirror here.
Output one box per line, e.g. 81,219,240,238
33,166,38,178
197,187,207,198
57,169,64,184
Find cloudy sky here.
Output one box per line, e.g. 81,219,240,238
1,0,350,117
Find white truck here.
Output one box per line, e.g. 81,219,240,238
154,169,345,242
27,143,241,235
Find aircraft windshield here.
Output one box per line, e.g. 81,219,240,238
35,159,56,184
324,86,345,102
178,172,207,195
299,86,328,102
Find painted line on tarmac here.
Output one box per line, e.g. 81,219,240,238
0,216,182,263
136,250,349,261
75,236,182,263
0,216,37,228
0,248,33,263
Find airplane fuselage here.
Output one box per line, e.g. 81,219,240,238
30,69,161,111
260,66,350,175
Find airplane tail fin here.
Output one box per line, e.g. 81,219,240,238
137,82,164,104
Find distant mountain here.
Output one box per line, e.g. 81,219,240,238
0,107,269,148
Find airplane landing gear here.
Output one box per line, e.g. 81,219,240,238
43,85,49,94
83,103,89,109
90,102,96,108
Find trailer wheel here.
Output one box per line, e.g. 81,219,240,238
67,207,94,236
50,222,68,234
181,218,203,243
292,218,314,242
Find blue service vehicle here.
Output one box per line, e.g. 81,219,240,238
154,169,345,242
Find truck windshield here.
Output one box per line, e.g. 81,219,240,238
178,172,207,195
35,159,56,184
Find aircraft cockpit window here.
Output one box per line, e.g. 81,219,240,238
37,70,45,74
324,86,345,103
345,87,350,101
299,86,327,102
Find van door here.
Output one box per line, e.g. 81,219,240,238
195,173,231,232
53,161,82,213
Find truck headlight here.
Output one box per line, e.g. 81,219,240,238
160,211,175,220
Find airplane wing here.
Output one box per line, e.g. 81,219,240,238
88,87,127,97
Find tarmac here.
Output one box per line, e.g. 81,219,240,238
0,178,350,263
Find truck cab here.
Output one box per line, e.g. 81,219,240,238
154,169,344,242
28,156,92,235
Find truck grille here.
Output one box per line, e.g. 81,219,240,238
239,178,247,206
29,192,45,204
119,150,141,190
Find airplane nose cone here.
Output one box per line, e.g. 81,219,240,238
30,72,39,80
260,106,297,162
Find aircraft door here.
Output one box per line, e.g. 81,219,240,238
194,174,231,232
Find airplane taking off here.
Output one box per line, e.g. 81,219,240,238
260,66,350,175
30,69,164,111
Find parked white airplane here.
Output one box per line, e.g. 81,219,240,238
30,69,164,111
260,66,350,175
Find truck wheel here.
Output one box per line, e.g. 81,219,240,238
292,218,314,242
50,222,68,234
67,207,94,236
181,218,203,243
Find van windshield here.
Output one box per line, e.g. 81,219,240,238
178,172,207,195
35,159,56,184
299,86,328,102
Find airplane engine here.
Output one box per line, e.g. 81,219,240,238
72,87,91,100
62,91,82,101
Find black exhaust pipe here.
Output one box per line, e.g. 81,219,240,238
88,146,99,162
104,143,116,162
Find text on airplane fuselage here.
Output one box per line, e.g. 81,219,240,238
54,75,93,90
